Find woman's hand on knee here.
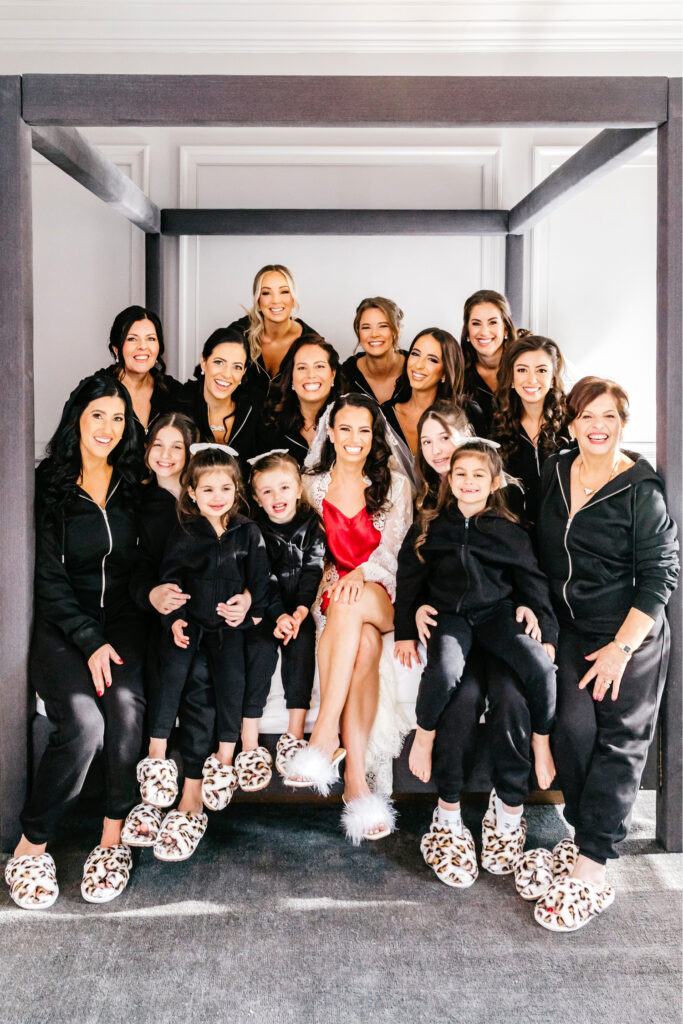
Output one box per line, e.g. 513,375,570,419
580,643,629,702
149,583,190,615
516,605,541,641
329,568,364,604
394,639,420,669
416,604,438,645
87,644,124,697
171,619,190,650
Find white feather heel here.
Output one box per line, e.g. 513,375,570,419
341,793,397,845
283,744,346,796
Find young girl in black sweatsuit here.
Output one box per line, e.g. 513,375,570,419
244,451,325,776
394,440,559,884
139,446,270,849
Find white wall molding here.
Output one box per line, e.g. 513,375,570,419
177,143,502,378
2,2,681,53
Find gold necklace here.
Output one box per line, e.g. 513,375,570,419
577,457,619,496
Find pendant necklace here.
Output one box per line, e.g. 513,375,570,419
578,457,618,496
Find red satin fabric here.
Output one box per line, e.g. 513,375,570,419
321,499,381,612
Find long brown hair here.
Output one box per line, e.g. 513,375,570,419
352,296,404,352
460,289,516,374
414,441,517,560
178,448,247,530
492,335,567,459
413,401,474,541
143,412,198,486
395,327,465,401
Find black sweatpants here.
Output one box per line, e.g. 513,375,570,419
431,648,487,804
177,651,216,780
243,615,317,718
152,623,246,744
21,612,146,845
416,602,557,735
552,616,670,864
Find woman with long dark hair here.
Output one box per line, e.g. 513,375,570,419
263,334,344,465
104,305,184,446
460,290,517,433
283,394,413,843
5,373,146,909
383,327,485,456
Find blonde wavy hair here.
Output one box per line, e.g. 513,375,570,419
245,264,300,362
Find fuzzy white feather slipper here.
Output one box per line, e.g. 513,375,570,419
341,793,397,845
283,745,346,796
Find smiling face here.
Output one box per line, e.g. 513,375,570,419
119,318,160,377
357,307,395,359
78,395,126,463
258,270,295,326
449,453,499,516
252,466,302,524
292,344,336,406
572,394,625,458
420,417,467,477
201,342,247,403
467,302,506,361
147,425,186,482
189,468,236,524
406,334,444,393
512,348,554,409
328,404,374,467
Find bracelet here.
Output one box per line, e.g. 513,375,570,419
612,639,633,658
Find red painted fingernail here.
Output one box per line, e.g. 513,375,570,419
97,691,103,697
118,658,124,664
106,681,111,687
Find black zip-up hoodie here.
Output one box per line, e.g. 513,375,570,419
100,366,185,450
159,512,270,631
254,505,325,621
463,364,495,435
179,377,260,472
130,482,178,612
341,350,410,405
498,426,574,529
394,501,559,645
227,315,319,399
34,473,139,659
537,448,679,633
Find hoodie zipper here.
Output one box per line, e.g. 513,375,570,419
455,517,471,613
556,464,631,619
78,479,120,609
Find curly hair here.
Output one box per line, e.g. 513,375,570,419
414,441,517,560
306,393,394,516
38,372,142,513
492,335,567,461
143,412,198,487
460,289,517,374
178,448,247,530
394,327,465,402
244,264,300,362
264,333,345,433
107,305,167,382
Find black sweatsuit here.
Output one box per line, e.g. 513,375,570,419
179,377,262,474
22,473,146,844
130,482,216,779
153,513,270,744
227,315,319,399
100,366,185,451
341,350,410,405
396,503,559,735
537,449,679,862
463,364,496,435
243,506,325,717
496,427,573,532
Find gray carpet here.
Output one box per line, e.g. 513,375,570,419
1,793,680,1024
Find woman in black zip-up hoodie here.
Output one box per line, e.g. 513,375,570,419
6,374,145,911
531,377,679,933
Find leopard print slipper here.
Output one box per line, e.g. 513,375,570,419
534,875,615,932
275,733,308,777
420,812,478,889
5,852,59,910
81,844,132,904
481,789,527,875
121,803,165,847
201,756,239,811
235,746,273,793
514,837,580,900
153,810,208,862
136,757,178,808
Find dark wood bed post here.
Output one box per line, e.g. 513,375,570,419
145,233,163,316
0,77,34,852
656,78,682,853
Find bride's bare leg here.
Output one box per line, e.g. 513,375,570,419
310,584,393,760
341,623,382,802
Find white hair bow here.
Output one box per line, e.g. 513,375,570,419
246,448,290,466
190,442,239,457
456,436,501,450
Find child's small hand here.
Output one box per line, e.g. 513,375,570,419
416,604,438,645
394,639,421,669
172,619,190,649
543,643,555,662
274,613,297,644
516,605,541,642
217,591,251,627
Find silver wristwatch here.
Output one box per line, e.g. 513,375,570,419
613,639,633,657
